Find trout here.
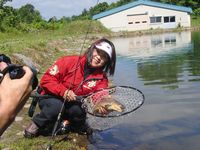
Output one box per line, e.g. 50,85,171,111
93,97,125,114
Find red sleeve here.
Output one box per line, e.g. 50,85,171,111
40,57,69,97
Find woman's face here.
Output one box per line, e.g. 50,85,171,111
90,49,109,68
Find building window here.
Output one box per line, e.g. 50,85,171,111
135,22,140,24
164,17,169,23
164,16,176,23
170,16,175,22
150,16,162,23
128,22,133,24
142,21,147,23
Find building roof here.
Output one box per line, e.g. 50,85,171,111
93,0,193,19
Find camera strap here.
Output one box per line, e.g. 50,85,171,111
28,86,43,117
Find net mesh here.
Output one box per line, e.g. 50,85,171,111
85,86,144,130
87,112,131,131
84,86,144,117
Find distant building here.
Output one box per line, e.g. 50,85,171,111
93,0,192,32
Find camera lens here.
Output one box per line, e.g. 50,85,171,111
9,65,25,79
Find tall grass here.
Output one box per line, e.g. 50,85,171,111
0,20,111,70
0,20,110,54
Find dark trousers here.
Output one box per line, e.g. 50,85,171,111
33,97,86,129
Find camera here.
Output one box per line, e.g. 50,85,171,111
0,54,38,90
8,65,25,79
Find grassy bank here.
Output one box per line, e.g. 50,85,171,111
0,20,111,72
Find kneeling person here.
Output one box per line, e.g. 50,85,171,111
24,38,116,137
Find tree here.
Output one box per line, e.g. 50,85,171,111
193,8,200,16
177,0,198,9
151,0,199,10
116,0,133,6
89,2,109,16
0,5,19,31
0,0,12,8
17,4,42,24
48,16,57,23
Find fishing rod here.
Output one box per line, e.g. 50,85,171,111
46,0,100,149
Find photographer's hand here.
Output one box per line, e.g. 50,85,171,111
0,64,33,136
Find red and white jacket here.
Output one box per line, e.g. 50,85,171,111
40,55,108,97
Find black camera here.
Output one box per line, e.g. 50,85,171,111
0,54,38,90
8,65,25,79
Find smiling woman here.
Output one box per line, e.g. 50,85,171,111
24,38,116,138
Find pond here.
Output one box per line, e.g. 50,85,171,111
87,31,200,150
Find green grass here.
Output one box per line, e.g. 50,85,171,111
0,134,87,150
0,20,110,54
0,20,111,71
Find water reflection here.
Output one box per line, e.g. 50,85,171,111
112,31,200,89
89,115,200,150
113,31,192,59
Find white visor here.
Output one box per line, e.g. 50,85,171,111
95,41,112,59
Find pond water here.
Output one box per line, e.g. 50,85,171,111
88,31,200,150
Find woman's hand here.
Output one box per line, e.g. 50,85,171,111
63,90,76,101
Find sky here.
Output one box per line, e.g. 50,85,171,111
7,0,118,20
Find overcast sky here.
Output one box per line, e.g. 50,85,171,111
7,0,118,20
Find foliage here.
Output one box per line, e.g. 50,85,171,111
191,15,200,27
0,0,12,8
152,0,200,10
17,4,43,24
89,2,109,16
193,8,200,16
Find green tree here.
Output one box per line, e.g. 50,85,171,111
116,0,133,6
193,8,200,16
151,0,199,10
59,16,71,23
0,6,18,31
89,2,109,16
48,16,57,23
0,0,12,8
17,4,42,24
0,0,13,31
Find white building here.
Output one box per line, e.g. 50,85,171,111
93,0,192,32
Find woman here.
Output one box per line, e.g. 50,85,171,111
24,38,116,137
